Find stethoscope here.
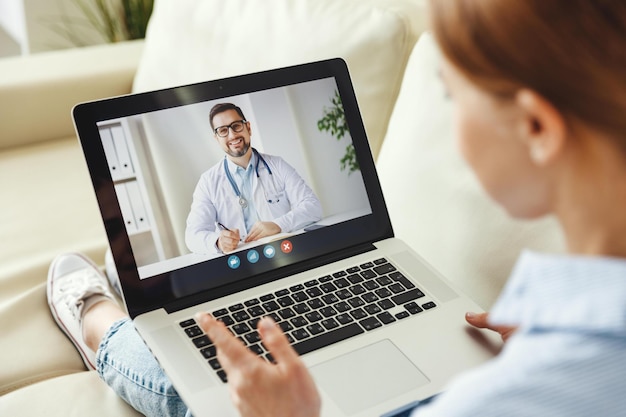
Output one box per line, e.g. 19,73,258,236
223,148,279,208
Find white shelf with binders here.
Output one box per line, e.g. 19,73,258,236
98,119,165,266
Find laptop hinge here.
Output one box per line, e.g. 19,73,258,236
164,242,377,314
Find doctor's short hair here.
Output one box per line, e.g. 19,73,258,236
209,103,247,130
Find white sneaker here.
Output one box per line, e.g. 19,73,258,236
47,253,118,370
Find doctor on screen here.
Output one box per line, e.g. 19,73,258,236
185,103,323,255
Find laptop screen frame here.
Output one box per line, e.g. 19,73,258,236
73,58,394,318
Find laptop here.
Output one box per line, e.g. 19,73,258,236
73,58,498,417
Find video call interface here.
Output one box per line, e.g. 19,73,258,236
97,77,373,282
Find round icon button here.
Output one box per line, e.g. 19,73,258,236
280,240,293,254
227,255,241,269
263,245,276,258
247,250,260,264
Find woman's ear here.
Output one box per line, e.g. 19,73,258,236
515,89,567,166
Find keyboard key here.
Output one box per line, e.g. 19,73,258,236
320,306,337,318
346,266,361,273
279,321,294,333
290,316,308,328
193,335,212,348
375,288,392,299
373,258,387,265
292,323,364,356
248,344,264,355
244,331,261,344
365,304,382,315
332,271,347,278
289,284,304,292
229,303,244,312
349,284,366,295
278,307,296,320
244,298,260,307
320,282,337,293
377,311,396,325
208,358,221,370
373,263,396,275
304,279,318,287
248,317,261,329
362,292,379,304
306,323,325,335
262,300,280,312
319,275,333,282
378,299,395,310
336,313,354,325
321,318,339,330
232,323,251,335
265,353,276,363
322,294,339,305
376,276,393,286
217,370,228,383
277,295,295,307
359,317,382,331
395,311,410,320
275,289,290,297
292,291,309,302
347,274,364,284
217,315,235,326
184,325,203,338
347,297,365,308
405,302,423,315
200,345,217,358
212,308,228,317
350,308,367,320
336,289,352,300
391,288,425,305
334,301,351,312
390,272,416,289
389,283,406,294
307,298,325,309
293,303,311,314
422,301,437,310
360,269,377,279
360,262,375,269
248,305,265,317
306,287,323,298
334,278,350,288
363,280,380,291
260,294,275,301
292,328,310,341
233,310,251,322
179,319,196,328
305,311,323,322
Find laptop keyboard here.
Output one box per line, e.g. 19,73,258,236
178,257,436,383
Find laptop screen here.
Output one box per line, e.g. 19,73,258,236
74,59,393,317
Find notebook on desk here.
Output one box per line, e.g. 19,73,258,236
73,58,496,417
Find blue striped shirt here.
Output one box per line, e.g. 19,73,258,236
413,250,626,416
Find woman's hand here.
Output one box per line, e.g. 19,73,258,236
465,311,517,342
195,313,321,417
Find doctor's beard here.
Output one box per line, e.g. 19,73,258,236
226,137,250,158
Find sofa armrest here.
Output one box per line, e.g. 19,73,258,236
0,40,144,150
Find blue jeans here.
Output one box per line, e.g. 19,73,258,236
96,318,191,417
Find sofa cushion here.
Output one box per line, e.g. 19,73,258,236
0,137,108,394
376,34,565,309
0,371,141,416
132,0,424,159
0,41,143,150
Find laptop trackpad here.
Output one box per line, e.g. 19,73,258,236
310,339,429,415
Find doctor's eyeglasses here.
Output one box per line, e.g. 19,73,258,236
214,120,247,137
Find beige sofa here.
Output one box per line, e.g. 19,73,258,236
0,0,564,415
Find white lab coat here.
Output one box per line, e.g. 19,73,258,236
185,152,323,254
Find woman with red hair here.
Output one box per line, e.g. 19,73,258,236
197,0,626,415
